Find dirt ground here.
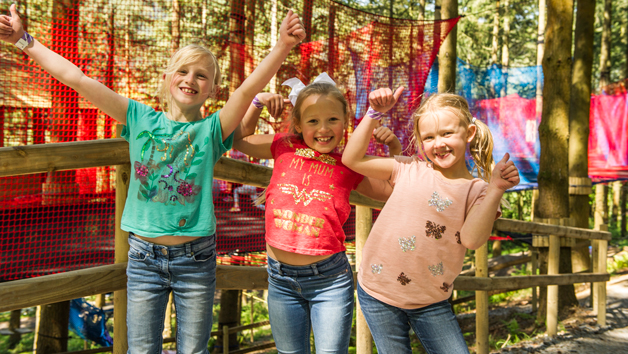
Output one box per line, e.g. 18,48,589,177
491,273,628,354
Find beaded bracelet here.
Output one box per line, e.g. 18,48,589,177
14,31,33,50
252,96,265,109
366,107,384,121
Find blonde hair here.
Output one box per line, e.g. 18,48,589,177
156,44,221,111
411,93,495,183
287,82,350,136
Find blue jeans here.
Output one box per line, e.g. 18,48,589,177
267,252,354,354
357,282,469,354
126,233,217,354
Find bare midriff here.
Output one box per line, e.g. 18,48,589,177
266,244,332,266
134,234,201,246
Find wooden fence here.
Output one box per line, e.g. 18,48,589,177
0,137,611,354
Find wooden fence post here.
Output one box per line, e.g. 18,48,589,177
546,218,561,336
475,243,489,354
355,205,373,354
593,224,608,326
531,248,538,312
114,125,131,354
223,325,230,354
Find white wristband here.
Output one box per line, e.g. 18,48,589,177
15,32,33,50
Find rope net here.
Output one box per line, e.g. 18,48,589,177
0,0,456,281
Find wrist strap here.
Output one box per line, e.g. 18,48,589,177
15,31,33,50
252,96,265,109
366,107,384,121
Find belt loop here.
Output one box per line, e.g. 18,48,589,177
311,264,319,276
185,242,192,256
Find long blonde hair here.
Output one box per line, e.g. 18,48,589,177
411,93,495,183
156,44,221,112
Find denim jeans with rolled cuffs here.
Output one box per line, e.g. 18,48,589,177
126,233,217,354
357,282,469,354
267,251,354,354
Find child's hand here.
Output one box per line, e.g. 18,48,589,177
491,153,520,191
373,125,401,150
256,92,289,119
0,5,24,44
278,10,306,48
369,86,404,113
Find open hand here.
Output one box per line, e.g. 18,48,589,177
492,153,520,191
369,87,404,114
278,10,306,48
257,93,289,119
0,4,24,44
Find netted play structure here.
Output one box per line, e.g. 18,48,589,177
0,0,457,281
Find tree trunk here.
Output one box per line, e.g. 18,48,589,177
537,0,578,317
215,290,242,353
245,0,257,77
595,184,609,228
569,0,595,274
328,4,337,77
418,0,426,20
621,182,627,238
491,0,500,66
437,0,457,93
36,301,70,354
8,309,21,349
229,0,246,94
599,0,612,90
611,181,622,226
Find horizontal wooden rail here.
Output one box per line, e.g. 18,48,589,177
493,218,611,241
0,264,269,312
0,139,385,209
454,273,610,292
0,264,609,313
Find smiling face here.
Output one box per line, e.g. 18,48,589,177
168,56,215,110
294,93,347,154
418,109,476,177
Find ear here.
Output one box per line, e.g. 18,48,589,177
294,121,302,133
207,84,217,99
466,123,477,143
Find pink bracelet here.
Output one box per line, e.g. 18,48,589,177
366,107,384,121
252,96,265,109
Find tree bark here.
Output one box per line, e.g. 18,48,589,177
8,309,21,349
229,0,246,94
437,0,457,93
36,301,70,354
599,0,612,90
569,0,595,274
621,182,627,238
536,0,546,119
215,290,242,353
537,0,578,316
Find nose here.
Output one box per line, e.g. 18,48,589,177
434,136,446,148
319,121,331,132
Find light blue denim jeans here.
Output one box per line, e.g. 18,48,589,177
267,252,354,354
357,282,469,354
126,233,217,354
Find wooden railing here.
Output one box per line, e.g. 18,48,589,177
0,138,611,354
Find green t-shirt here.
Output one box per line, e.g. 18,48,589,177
121,99,234,237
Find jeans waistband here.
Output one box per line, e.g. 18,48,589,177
128,233,215,258
267,252,348,276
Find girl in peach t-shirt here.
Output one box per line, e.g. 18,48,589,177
343,89,520,354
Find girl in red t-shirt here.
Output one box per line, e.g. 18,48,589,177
234,73,400,353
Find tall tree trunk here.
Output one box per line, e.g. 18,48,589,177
215,290,242,353
8,309,21,349
300,0,313,83
537,0,578,318
245,0,257,77
229,0,246,94
599,0,612,89
328,4,337,78
36,302,70,353
418,0,426,20
269,0,278,93
568,0,595,274
611,181,622,225
491,0,501,66
437,0,457,93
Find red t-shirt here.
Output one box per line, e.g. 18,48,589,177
265,134,364,255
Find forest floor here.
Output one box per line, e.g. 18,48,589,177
487,271,628,354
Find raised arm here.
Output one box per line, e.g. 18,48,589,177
0,5,128,124
219,10,305,140
233,93,286,159
342,87,404,180
459,153,520,250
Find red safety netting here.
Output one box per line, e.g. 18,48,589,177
0,0,456,281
